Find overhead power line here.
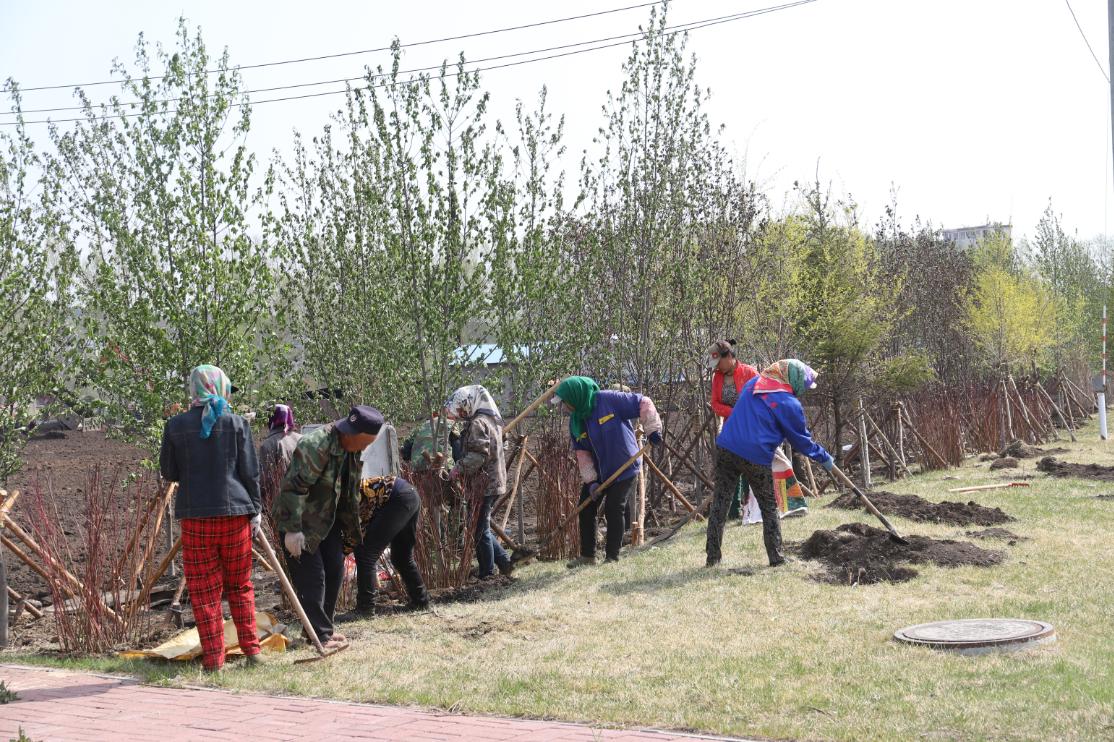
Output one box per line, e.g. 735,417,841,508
1063,0,1109,83
6,3,790,117
11,0,669,93
1,0,818,127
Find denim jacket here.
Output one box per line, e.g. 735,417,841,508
160,407,261,520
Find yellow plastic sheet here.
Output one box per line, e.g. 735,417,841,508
119,611,288,661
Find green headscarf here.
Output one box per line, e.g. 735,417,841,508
555,376,600,442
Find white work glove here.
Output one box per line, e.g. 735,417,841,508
250,514,262,538
284,531,305,559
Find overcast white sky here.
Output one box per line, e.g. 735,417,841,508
2,0,1112,241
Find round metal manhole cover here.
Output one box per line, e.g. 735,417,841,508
894,619,1056,654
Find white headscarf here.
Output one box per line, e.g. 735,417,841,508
444,385,502,423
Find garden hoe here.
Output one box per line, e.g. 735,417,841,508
254,531,348,664
827,464,909,545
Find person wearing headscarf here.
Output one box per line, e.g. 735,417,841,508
708,340,759,520
272,405,386,648
259,404,302,508
445,385,513,579
706,359,834,568
159,365,262,672
553,376,663,566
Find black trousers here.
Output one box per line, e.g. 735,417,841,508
578,476,636,560
284,520,345,643
354,481,429,609
706,446,784,565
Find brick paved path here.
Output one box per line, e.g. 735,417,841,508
0,665,753,741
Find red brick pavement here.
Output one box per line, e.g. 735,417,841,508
0,665,754,742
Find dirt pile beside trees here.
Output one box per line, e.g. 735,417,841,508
797,523,1004,585
828,490,1013,526
1037,456,1114,481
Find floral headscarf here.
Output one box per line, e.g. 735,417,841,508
268,403,296,433
752,359,818,397
189,365,232,439
444,385,502,423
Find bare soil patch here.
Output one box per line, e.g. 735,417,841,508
1037,456,1114,481
828,490,1013,526
795,522,1004,585
966,527,1025,544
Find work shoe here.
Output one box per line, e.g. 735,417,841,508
604,555,620,564
323,636,348,651
497,560,516,577
335,606,375,623
705,556,721,568
244,653,265,668
406,599,431,612
203,664,224,674
566,556,597,569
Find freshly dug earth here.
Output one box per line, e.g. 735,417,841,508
828,490,1013,526
1037,456,1114,481
796,522,1004,585
998,440,1069,459
989,456,1019,470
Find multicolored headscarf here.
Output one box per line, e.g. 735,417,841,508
444,385,502,423
189,365,232,439
752,359,818,397
268,404,296,433
555,376,600,441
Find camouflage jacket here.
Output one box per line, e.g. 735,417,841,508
458,413,506,498
404,417,462,472
271,423,361,555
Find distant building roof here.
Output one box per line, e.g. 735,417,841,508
453,344,533,366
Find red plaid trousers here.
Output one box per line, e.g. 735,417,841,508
180,515,261,670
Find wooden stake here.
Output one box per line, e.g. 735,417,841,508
499,436,530,532
128,535,182,615
947,482,1031,493
1037,383,1076,442
642,451,700,517
900,407,950,469
1,514,120,621
863,412,913,478
7,586,43,620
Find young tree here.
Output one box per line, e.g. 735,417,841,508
0,87,78,479
46,21,275,446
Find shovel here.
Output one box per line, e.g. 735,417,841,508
827,464,909,544
254,531,348,664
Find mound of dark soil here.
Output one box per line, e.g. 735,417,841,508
966,527,1025,544
990,456,1020,470
796,522,1004,585
828,490,1013,526
1037,456,1114,481
999,440,1039,459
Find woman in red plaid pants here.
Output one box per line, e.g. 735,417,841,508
160,365,263,672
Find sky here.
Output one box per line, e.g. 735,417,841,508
2,0,1112,242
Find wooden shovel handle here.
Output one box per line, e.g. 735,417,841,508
255,531,327,656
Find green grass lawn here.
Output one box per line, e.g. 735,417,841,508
14,422,1114,741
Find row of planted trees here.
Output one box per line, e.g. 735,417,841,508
2,6,1112,479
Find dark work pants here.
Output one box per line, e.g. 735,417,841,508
284,521,345,643
706,447,783,565
578,476,636,560
355,481,429,609
475,494,512,578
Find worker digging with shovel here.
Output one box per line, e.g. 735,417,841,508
706,359,834,569
554,376,664,567
272,405,390,649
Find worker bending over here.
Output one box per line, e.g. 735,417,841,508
554,376,662,567
706,360,833,568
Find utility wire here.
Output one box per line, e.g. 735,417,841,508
7,4,776,116
1,0,817,126
1063,0,1109,83
11,0,669,93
